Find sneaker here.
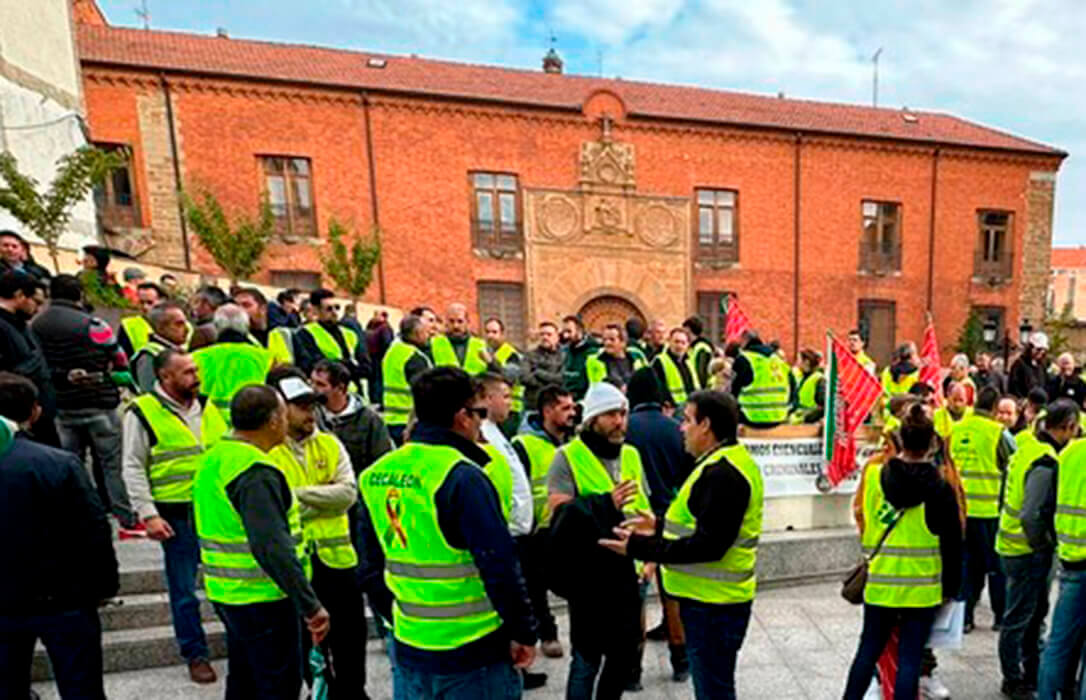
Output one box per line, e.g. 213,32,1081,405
963,621,975,634
188,659,217,684
522,671,547,690
920,673,952,699
646,621,668,641
540,639,564,658
1000,679,1034,700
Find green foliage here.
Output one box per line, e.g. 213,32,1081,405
323,219,381,302
955,308,986,359
183,190,273,285
81,270,133,310
0,145,127,272
1044,301,1076,358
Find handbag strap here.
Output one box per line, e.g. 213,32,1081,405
865,508,907,563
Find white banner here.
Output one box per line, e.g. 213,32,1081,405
740,437,881,498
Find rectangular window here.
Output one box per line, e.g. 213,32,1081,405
859,200,901,273
695,189,738,263
471,172,521,252
477,281,525,346
270,270,321,290
858,299,896,367
696,292,730,346
975,210,1014,280
92,143,139,229
261,156,316,238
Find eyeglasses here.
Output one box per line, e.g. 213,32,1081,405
466,407,488,420
322,304,340,313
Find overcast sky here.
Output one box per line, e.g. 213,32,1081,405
100,0,1084,245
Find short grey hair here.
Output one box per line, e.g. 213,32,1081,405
148,300,186,333
213,303,250,336
400,314,424,342
951,354,969,370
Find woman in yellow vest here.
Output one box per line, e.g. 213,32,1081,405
842,403,962,700
599,391,764,700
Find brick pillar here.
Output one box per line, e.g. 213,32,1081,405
137,91,186,268
1019,171,1056,327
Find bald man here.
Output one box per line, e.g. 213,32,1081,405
1046,352,1086,406
428,302,501,377
934,382,973,439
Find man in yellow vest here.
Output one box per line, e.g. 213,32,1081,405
651,327,701,409
682,316,715,387
995,396,1019,432
431,302,494,376
512,384,575,660
118,281,165,359
121,348,227,684
293,288,372,395
848,328,877,375
191,304,276,427
547,381,649,699
357,366,538,698
266,367,369,699
949,385,1015,633
235,287,293,364
997,400,1079,699
933,382,972,440
131,300,190,393
483,316,526,435
1037,400,1086,698
731,331,792,428
789,348,825,424
193,385,329,699
382,313,434,445
882,343,921,397
587,323,649,391
600,391,764,699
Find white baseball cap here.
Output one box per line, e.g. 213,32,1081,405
1029,331,1050,351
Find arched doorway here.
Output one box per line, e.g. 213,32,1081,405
578,295,646,336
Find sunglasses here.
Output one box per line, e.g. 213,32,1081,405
321,304,341,313
465,406,488,420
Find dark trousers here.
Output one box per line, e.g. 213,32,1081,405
395,660,522,699
999,551,1054,685
964,516,1006,625
566,595,641,700
0,606,106,699
214,598,303,700
388,424,406,447
304,555,370,699
158,502,209,662
56,407,134,527
516,532,558,642
843,604,939,700
680,599,751,700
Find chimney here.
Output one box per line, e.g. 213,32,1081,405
216,27,229,38
543,47,563,75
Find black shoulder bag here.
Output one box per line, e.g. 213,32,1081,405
841,509,906,605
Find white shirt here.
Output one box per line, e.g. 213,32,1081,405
481,419,533,537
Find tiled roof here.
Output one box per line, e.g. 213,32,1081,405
1052,247,1086,270
76,24,1065,157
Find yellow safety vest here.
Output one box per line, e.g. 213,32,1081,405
381,339,432,426
1056,438,1086,564
121,315,153,354
192,342,275,426
586,349,648,387
652,352,701,405
512,432,560,530
949,414,1005,518
480,443,513,522
737,350,791,424
997,432,1057,557
933,406,972,440
493,343,524,414
431,335,489,375
560,437,651,517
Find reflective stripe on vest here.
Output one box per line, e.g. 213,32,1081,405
130,394,228,503
431,335,489,375
586,349,647,387
360,443,502,651
861,462,943,608
653,352,699,405
304,322,358,362
661,443,764,604
493,343,524,413
194,438,308,605
381,339,432,426
192,343,275,427
266,327,294,364
1056,438,1086,563
270,432,358,570
121,315,153,354
949,414,1005,518
512,433,558,530
738,351,791,424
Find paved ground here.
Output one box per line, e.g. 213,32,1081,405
33,582,1009,699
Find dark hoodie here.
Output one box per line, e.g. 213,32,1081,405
878,457,962,600
731,338,795,427
886,359,919,385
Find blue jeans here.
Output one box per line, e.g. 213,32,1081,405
964,517,1006,625
999,551,1053,684
843,604,939,700
679,599,752,700
0,606,106,699
395,660,522,699
158,502,208,662
214,598,303,700
1038,567,1086,700
57,407,134,527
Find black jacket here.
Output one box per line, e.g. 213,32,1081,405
1009,351,1048,399
1047,374,1086,406
626,403,692,514
294,321,372,385
0,307,54,416
31,299,123,410
0,434,118,614
877,457,963,600
547,492,639,604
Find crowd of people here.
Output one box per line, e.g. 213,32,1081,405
4,234,1086,700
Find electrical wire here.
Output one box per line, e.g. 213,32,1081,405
0,112,81,131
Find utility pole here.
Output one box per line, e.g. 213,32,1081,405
135,0,151,30
872,47,882,107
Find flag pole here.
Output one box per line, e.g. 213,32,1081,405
816,331,834,493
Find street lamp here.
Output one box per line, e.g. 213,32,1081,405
982,319,997,346
1019,319,1033,346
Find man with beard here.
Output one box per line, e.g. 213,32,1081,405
267,366,370,699
122,349,229,683
547,382,650,699
561,314,601,401
0,271,56,446
521,321,565,419
131,301,192,393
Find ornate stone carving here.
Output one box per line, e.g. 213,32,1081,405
585,194,631,237
535,194,580,241
579,141,635,190
634,204,680,248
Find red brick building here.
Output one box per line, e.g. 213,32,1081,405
74,9,1064,364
